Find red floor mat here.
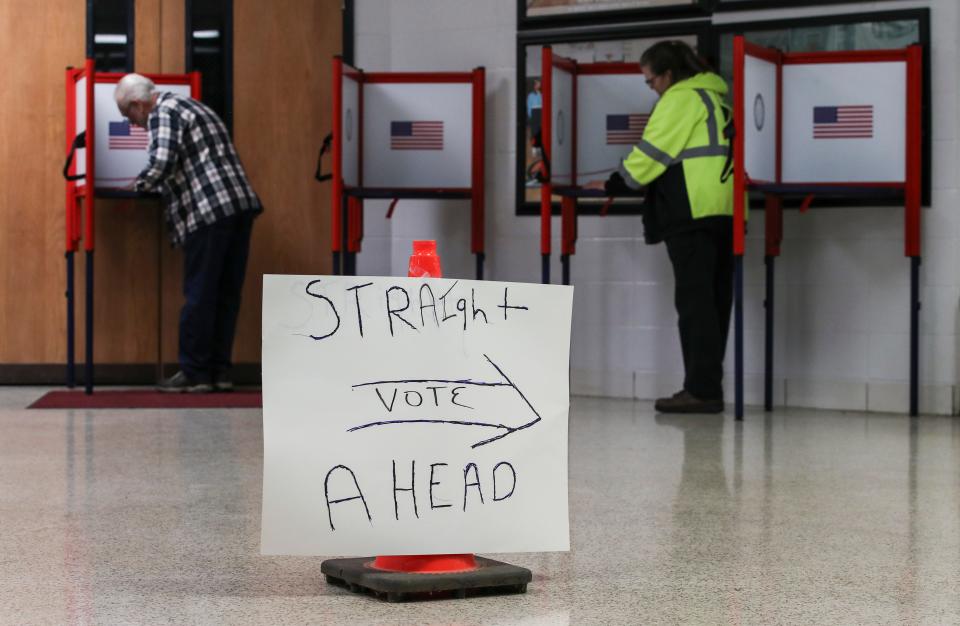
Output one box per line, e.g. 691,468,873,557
28,389,262,409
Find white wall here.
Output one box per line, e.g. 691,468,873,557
353,0,960,415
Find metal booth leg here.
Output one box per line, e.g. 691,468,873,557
84,250,94,395
66,251,75,388
734,255,744,421
762,193,782,413
910,256,921,417
475,252,484,281
764,255,774,412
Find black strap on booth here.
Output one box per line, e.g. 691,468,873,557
62,132,86,182
719,102,735,184
314,132,333,182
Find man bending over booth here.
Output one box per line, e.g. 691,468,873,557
114,73,263,393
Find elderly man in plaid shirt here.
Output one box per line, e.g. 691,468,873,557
115,73,263,393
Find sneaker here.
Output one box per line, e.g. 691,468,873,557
157,371,212,393
213,373,234,392
654,390,723,414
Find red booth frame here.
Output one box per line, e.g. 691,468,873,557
539,46,644,285
731,36,923,419
331,57,486,279
64,61,201,393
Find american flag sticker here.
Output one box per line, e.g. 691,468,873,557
390,121,444,150
108,121,150,150
812,105,874,139
606,114,649,145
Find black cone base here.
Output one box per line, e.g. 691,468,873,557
321,556,531,603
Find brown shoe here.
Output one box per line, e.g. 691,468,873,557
653,389,685,411
654,390,723,414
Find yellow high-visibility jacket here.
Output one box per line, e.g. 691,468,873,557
619,72,739,239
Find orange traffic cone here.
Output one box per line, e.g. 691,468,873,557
369,240,477,575
320,240,532,601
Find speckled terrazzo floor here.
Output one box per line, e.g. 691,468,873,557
1,388,958,625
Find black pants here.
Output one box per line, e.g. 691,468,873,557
664,220,734,400
180,212,255,383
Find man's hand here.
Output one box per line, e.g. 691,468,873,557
582,180,606,191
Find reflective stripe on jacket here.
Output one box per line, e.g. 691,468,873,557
618,72,738,228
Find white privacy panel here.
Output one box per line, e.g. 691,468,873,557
74,76,87,179
576,73,656,185
362,83,473,188
549,67,574,186
782,62,906,183
744,54,778,183
341,74,360,187
93,82,193,188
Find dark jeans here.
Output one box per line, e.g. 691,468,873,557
664,220,734,400
179,212,255,383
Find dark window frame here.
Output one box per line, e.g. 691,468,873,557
343,0,355,64
713,0,900,13
519,0,711,31
185,0,234,133
516,21,712,216
86,0,135,72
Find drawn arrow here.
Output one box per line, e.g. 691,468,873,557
346,354,541,448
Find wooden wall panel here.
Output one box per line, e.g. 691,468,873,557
158,0,185,371
0,0,84,363
136,0,162,70
160,0,184,73
231,0,339,362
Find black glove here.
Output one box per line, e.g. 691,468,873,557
603,171,644,196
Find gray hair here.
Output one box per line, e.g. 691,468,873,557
114,73,156,107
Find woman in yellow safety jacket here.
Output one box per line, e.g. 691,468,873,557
591,40,735,414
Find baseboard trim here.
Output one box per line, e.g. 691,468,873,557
0,363,262,386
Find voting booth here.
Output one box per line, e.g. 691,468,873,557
64,60,201,392
731,36,923,418
330,57,486,279
539,46,652,285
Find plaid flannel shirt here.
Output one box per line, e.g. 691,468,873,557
135,93,262,245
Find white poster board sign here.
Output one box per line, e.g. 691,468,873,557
261,275,573,556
